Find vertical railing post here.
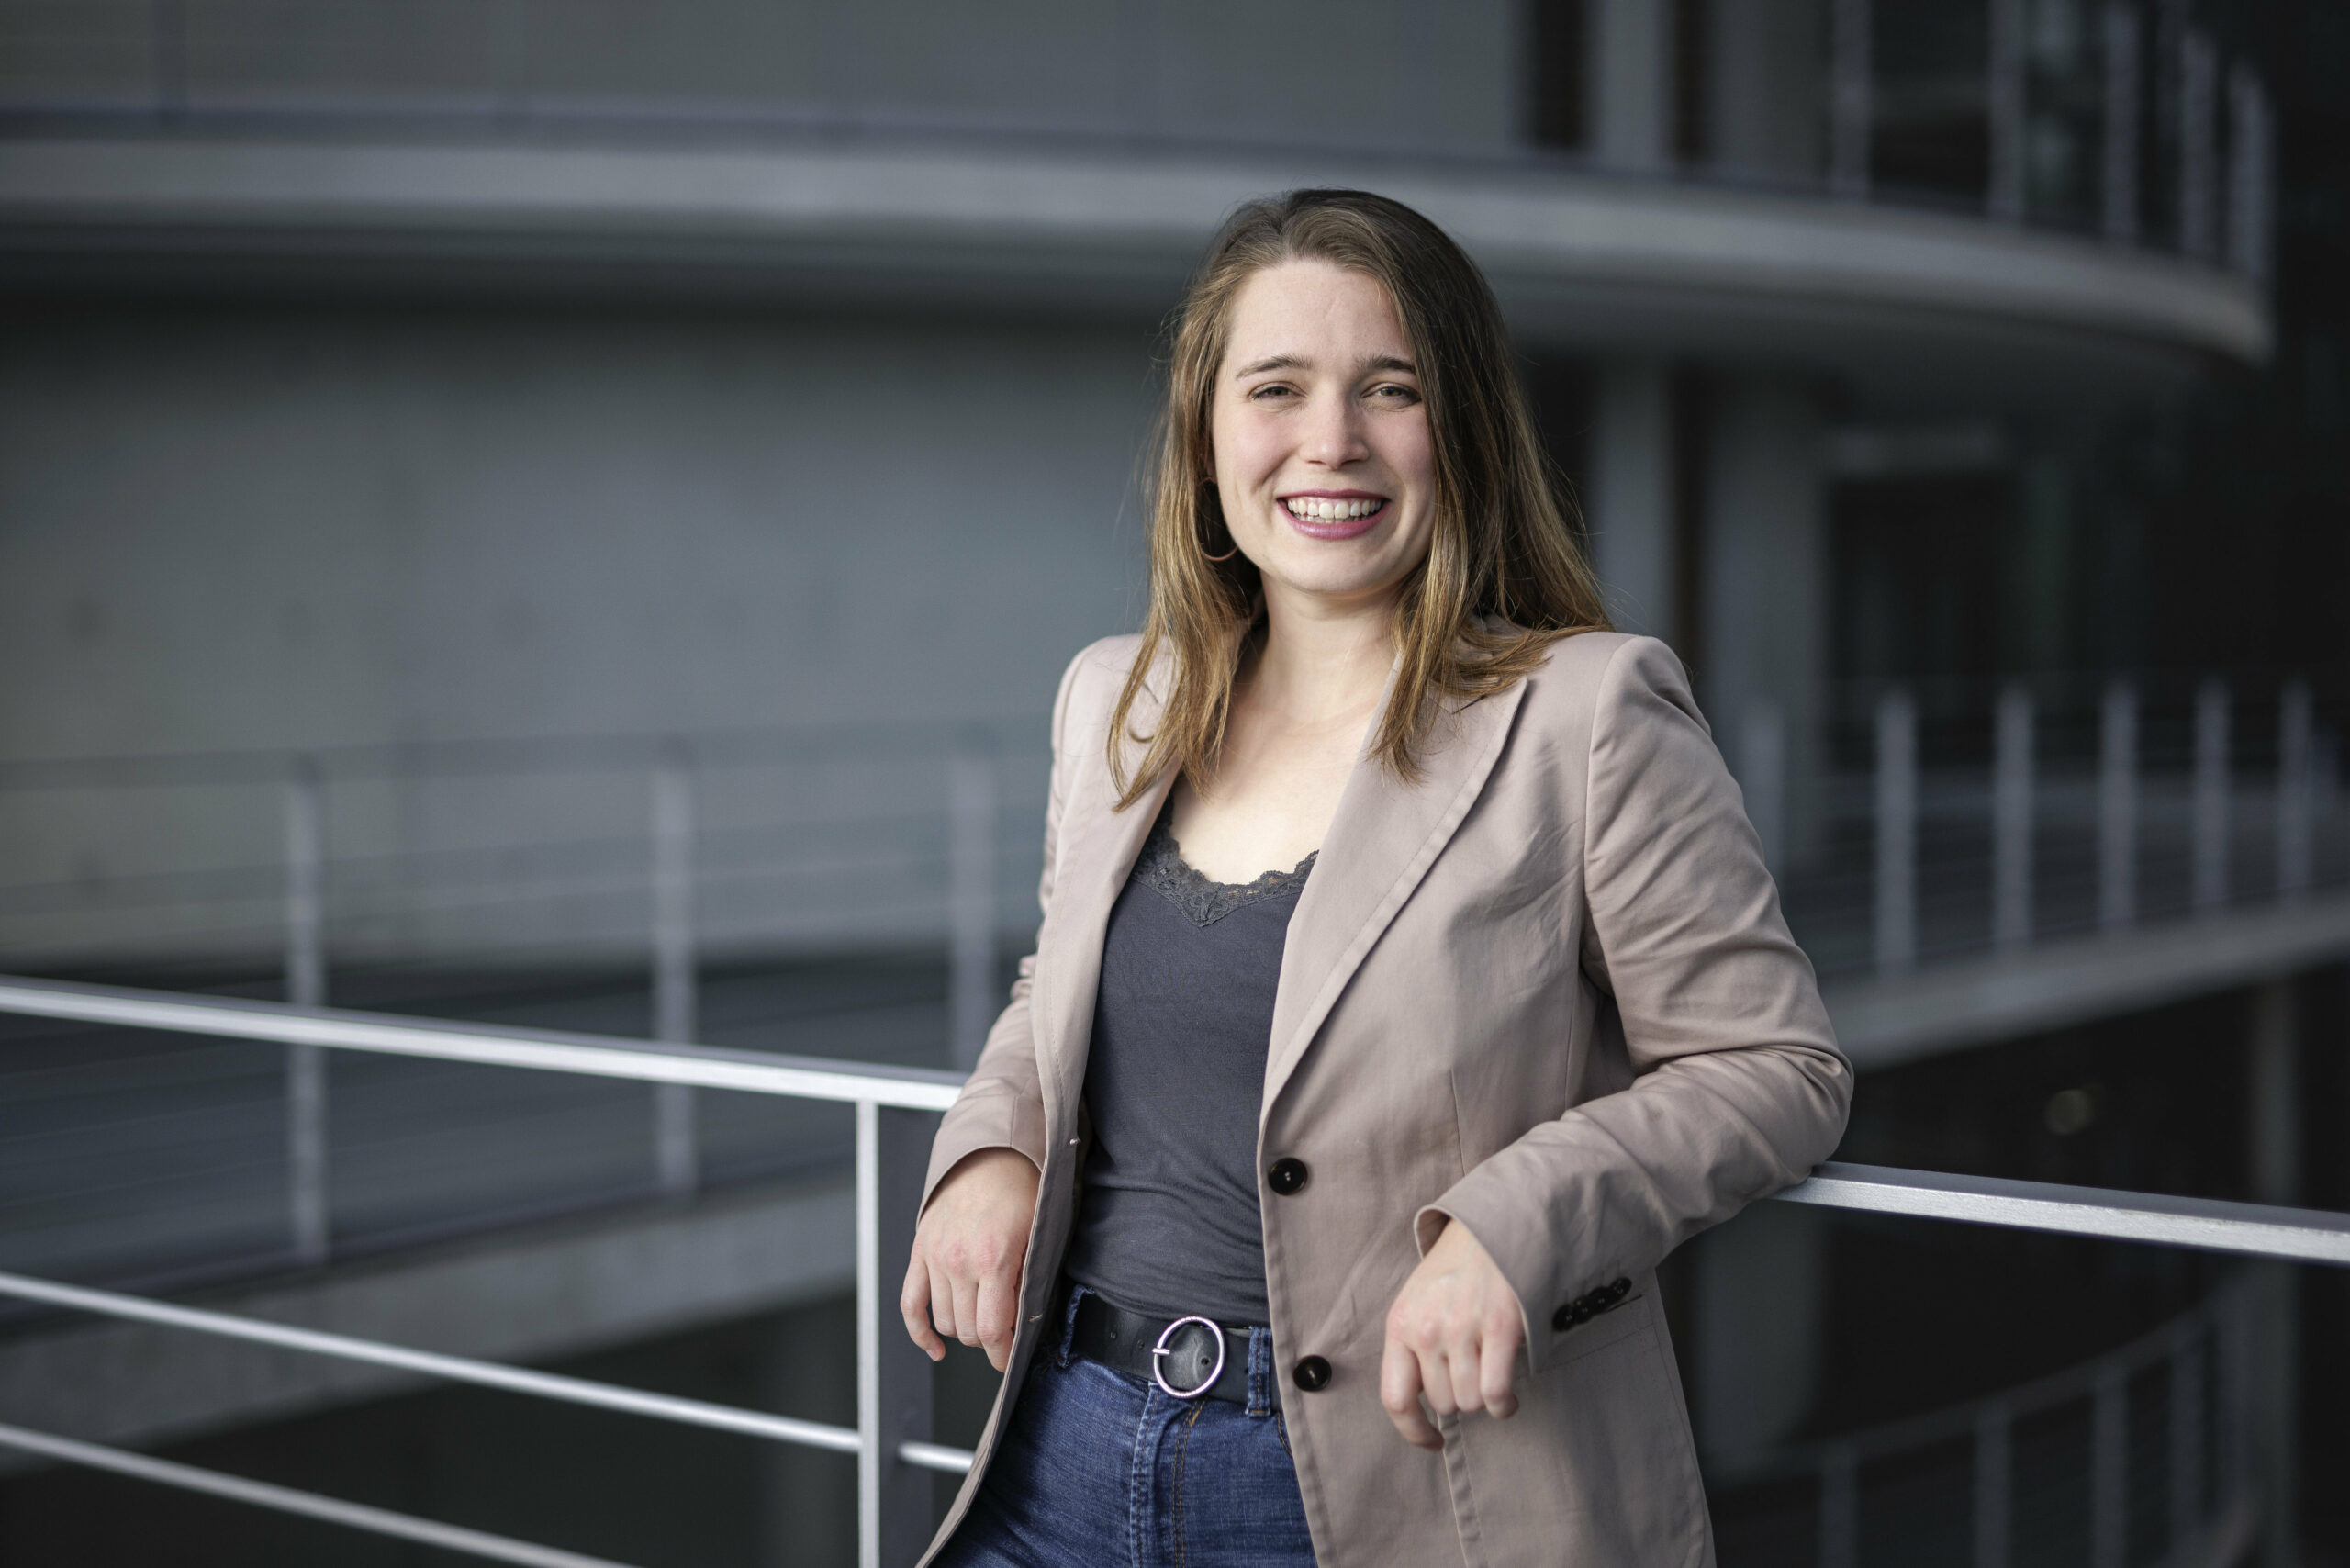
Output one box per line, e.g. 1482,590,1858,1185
1987,0,2026,220
2193,678,2231,913
1830,0,1872,199
2217,1286,2254,1521
2101,2,2143,243
2247,979,2301,1568
2277,678,2312,902
652,749,699,1198
1741,698,1787,878
1993,684,2033,951
1973,1401,2011,1568
2170,1326,2205,1552
2226,62,2273,282
1874,689,1918,974
2179,26,2220,260
2099,681,2138,930
285,756,329,1267
2091,1366,2127,1568
857,1100,936,1568
1818,1444,1858,1568
947,743,998,1072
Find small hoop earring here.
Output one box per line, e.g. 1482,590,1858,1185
1196,511,1237,563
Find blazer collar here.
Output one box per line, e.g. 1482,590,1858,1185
1034,637,1528,1129
1034,648,1176,1125
1260,674,1528,1119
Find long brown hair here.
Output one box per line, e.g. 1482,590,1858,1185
1108,188,1609,809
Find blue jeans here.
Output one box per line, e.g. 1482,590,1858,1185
935,1285,1319,1568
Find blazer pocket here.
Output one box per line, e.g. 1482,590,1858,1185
1538,1292,1651,1373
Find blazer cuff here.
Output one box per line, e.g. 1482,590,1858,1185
920,1087,1047,1215
1416,1166,1623,1378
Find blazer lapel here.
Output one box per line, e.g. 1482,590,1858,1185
1032,662,1176,1127
1261,678,1528,1119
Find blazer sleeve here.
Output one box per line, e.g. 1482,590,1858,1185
1419,635,1852,1372
917,648,1084,1208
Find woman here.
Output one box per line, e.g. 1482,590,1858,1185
901,189,1849,1568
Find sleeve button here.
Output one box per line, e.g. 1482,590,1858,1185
1551,1304,1574,1332
1292,1355,1332,1392
1267,1158,1310,1195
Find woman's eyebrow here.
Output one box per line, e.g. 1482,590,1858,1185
1232,353,1418,378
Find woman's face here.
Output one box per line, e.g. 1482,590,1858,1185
1209,260,1438,617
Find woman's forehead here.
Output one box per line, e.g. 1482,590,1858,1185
1224,261,1409,368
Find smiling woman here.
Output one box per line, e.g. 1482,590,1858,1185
902,190,1852,1568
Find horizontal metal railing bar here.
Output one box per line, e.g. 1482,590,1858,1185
1774,1161,2350,1265
9,977,2350,1263
0,1267,867,1456
0,976,965,1112
901,1439,979,1476
0,1419,642,1568
0,713,1049,792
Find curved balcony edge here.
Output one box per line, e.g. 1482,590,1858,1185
0,133,2271,370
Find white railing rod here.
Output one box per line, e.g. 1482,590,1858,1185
0,1420,640,1568
1775,1162,2350,1266
0,1267,863,1456
9,978,2350,1267
856,1099,885,1568
0,976,964,1112
901,1439,977,1475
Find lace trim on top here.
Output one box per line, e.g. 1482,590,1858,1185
1132,802,1317,927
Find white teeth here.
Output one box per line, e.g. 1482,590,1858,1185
1284,497,1384,521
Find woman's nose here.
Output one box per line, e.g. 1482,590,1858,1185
1301,391,1370,467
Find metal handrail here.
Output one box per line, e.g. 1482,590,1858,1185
0,1420,637,1568
0,1267,867,1459
1778,1161,2350,1266
5,973,2346,1568
0,974,963,1111
6,975,2348,1263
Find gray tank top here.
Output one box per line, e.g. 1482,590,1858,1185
1059,803,1315,1326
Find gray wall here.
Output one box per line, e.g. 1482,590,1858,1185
0,300,1158,964
1,0,1520,155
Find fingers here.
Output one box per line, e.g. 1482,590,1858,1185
947,1266,981,1349
1380,1329,1443,1449
1478,1311,1522,1421
974,1258,1020,1372
899,1249,946,1362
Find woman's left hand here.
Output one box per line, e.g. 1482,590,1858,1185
1379,1219,1525,1449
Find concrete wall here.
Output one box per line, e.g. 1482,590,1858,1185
0,299,1157,963
0,0,1521,155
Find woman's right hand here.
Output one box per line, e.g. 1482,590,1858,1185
900,1147,1041,1372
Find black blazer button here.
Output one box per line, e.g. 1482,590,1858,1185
1268,1158,1310,1195
1292,1355,1332,1392
1551,1303,1574,1332
1609,1277,1631,1300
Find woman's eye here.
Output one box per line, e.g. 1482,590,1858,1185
1369,383,1421,404
1250,383,1299,401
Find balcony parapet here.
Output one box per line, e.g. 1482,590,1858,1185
0,130,2270,372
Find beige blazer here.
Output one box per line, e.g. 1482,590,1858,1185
919,630,1851,1568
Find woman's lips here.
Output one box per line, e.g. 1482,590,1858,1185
1280,496,1390,540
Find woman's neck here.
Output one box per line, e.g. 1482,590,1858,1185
1248,584,1398,729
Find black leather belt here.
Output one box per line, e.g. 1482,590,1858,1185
1066,1287,1259,1405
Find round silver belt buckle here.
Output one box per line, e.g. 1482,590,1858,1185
1150,1316,1227,1400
